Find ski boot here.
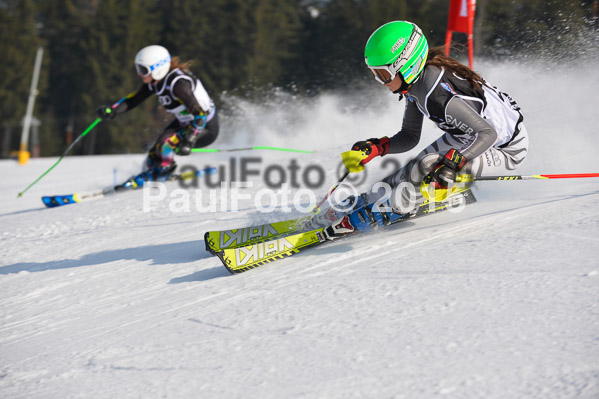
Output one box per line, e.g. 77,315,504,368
324,199,407,239
337,192,370,213
318,192,371,237
152,162,178,182
348,199,407,231
116,162,177,191
304,193,372,231
324,214,356,240
303,207,339,230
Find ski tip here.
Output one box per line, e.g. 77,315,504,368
204,231,218,255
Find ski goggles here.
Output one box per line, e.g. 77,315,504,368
135,63,152,77
369,65,398,85
135,56,171,77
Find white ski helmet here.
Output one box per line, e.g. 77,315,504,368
134,45,171,81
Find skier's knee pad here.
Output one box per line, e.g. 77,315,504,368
410,153,441,185
389,182,422,214
387,154,440,213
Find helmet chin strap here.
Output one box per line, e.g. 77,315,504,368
393,79,411,99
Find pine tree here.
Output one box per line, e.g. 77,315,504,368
246,0,303,88
4,0,591,158
84,0,160,154
157,1,223,95
36,0,91,154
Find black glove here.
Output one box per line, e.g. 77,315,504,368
96,105,116,121
424,148,467,188
178,141,193,156
351,137,390,165
177,128,201,157
178,114,208,155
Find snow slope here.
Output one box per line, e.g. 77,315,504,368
1,61,599,398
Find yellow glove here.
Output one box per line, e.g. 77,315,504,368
341,150,369,173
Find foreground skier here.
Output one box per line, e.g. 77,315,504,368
97,45,219,187
327,20,529,237
205,22,599,274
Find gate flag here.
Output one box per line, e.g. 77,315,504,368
445,0,476,68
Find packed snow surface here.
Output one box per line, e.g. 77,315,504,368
1,61,598,398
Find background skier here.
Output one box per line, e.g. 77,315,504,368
97,45,219,187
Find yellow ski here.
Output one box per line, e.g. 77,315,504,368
216,228,327,274
211,188,478,274
204,216,312,254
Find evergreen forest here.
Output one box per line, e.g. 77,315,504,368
1,0,597,157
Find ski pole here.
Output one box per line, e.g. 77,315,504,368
308,150,366,213
191,146,313,154
17,98,126,198
423,172,599,202
312,169,351,214
457,173,599,182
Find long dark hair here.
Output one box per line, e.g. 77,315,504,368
426,47,485,90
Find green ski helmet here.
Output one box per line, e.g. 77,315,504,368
365,21,428,87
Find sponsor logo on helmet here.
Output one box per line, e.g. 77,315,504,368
392,57,402,68
391,38,405,53
394,29,421,70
